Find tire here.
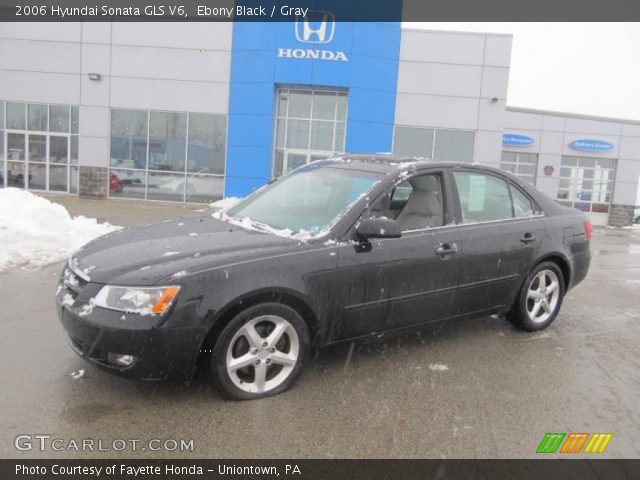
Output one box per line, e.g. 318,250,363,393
207,302,310,400
507,261,565,331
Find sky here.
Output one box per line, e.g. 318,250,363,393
403,23,640,122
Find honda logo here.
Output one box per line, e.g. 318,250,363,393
295,11,335,44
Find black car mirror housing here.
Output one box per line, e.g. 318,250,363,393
356,217,402,240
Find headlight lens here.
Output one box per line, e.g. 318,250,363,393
94,285,181,315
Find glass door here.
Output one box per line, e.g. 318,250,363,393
27,134,47,189
6,132,26,188
48,135,69,191
273,87,348,178
283,151,308,173
557,156,616,226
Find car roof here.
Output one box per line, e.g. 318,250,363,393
314,153,505,176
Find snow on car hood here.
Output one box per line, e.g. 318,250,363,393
72,213,303,285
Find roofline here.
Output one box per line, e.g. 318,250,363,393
506,105,640,127
400,25,513,38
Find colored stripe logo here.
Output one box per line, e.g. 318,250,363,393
536,433,612,454
584,433,613,453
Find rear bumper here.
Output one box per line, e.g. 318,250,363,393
568,247,591,290
57,302,203,381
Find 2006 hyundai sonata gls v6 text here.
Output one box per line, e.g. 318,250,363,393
57,155,591,399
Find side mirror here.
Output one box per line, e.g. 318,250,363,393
356,217,402,240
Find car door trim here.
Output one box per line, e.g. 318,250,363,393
344,283,459,311
457,272,521,290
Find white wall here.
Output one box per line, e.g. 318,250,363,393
0,22,233,169
504,108,640,224
395,29,512,166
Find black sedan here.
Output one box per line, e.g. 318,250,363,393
56,155,591,399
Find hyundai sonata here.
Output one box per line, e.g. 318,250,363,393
57,155,591,399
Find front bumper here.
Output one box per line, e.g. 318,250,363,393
56,267,204,381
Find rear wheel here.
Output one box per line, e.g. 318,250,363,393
208,303,309,400
507,262,565,331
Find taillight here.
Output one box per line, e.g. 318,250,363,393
583,221,592,240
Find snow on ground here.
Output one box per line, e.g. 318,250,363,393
69,369,85,380
0,188,121,272
210,197,241,210
428,363,449,372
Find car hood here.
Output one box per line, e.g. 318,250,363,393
72,213,301,285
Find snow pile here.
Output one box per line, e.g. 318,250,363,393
210,197,241,210
0,188,121,272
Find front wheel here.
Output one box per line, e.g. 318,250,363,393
507,262,565,331
208,303,309,400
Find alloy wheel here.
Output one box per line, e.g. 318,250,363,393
225,315,299,394
526,269,560,323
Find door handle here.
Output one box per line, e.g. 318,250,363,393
435,242,458,257
520,233,537,244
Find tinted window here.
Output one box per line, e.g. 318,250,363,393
49,105,70,133
453,172,512,222
370,174,443,231
391,181,412,202
7,103,25,130
433,130,474,162
186,113,226,175
510,185,535,218
393,127,434,157
149,112,187,172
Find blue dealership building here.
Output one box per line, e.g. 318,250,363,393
1,18,639,226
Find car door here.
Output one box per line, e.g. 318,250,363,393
451,169,546,316
334,170,462,341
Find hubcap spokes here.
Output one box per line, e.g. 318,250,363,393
526,270,560,323
226,315,299,394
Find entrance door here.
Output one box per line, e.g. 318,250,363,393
273,87,348,178
284,151,308,173
557,156,616,226
48,134,69,191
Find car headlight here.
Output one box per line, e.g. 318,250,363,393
94,285,181,315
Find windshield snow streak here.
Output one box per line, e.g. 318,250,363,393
219,166,382,240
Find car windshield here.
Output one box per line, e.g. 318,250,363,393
225,165,382,237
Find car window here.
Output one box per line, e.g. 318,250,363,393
453,171,513,223
370,173,444,231
227,166,382,234
391,182,412,202
510,185,535,218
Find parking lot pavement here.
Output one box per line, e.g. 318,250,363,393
1,197,639,459
39,193,203,227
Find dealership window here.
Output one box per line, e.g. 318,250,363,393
393,126,474,162
110,109,226,203
500,151,538,185
0,102,4,189
273,87,347,178
1,101,79,192
556,156,616,214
